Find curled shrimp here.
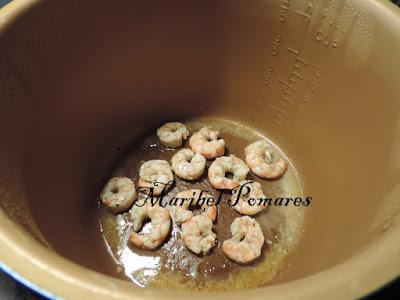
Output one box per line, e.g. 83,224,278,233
171,149,206,180
129,203,171,250
208,155,249,189
129,198,148,232
157,122,189,148
222,216,265,263
171,189,217,224
181,214,217,255
138,160,174,196
100,177,137,213
231,181,268,216
189,127,225,159
245,140,287,179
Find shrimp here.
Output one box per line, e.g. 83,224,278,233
222,216,265,263
129,203,171,250
181,214,217,255
245,140,287,179
157,122,189,148
171,149,206,180
138,160,174,196
231,181,268,215
171,189,217,224
100,177,137,213
189,127,225,159
129,198,148,232
208,155,249,190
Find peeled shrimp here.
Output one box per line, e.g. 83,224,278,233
222,216,265,263
100,177,137,213
208,155,249,189
157,122,189,148
129,203,171,250
171,189,217,224
181,214,217,255
231,181,268,215
245,140,287,179
138,160,174,196
189,127,225,159
129,198,148,232
171,149,206,180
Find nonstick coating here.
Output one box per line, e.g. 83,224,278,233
0,0,400,299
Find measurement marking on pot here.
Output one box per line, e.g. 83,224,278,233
264,66,274,86
272,32,282,56
269,0,319,134
313,0,358,50
315,11,341,49
286,47,299,56
291,71,303,80
278,78,300,93
272,56,309,129
256,97,268,112
279,0,291,23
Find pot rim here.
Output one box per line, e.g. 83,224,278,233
0,0,400,299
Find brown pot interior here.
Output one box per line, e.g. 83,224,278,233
0,0,400,297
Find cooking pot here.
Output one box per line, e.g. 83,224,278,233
1,0,400,299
